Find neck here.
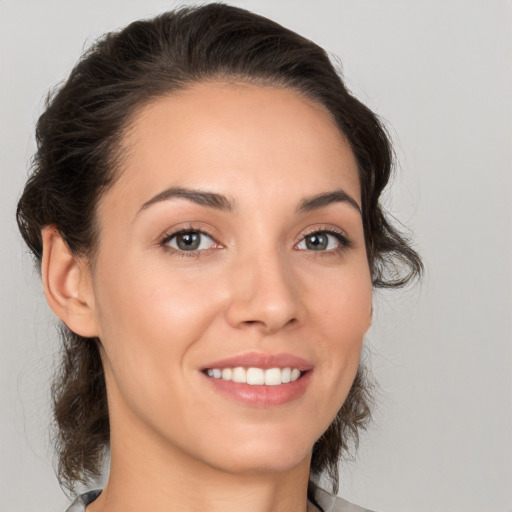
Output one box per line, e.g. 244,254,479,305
87,401,313,512
89,446,312,512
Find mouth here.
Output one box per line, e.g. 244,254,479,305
200,352,313,407
202,366,307,386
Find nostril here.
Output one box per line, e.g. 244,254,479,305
239,317,299,333
281,317,299,329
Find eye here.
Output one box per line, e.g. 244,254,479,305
163,230,217,252
296,230,348,252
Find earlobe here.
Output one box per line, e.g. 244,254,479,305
41,226,99,338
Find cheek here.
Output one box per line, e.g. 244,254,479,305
92,253,224,387
96,250,218,327
304,262,372,392
326,281,372,343
306,258,372,335
91,254,232,441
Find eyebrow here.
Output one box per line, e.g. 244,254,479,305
297,189,361,214
137,186,361,216
138,186,235,214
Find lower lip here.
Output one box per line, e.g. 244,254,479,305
202,371,313,407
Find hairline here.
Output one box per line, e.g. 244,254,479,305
86,75,360,269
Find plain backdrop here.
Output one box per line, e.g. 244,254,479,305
1,1,511,511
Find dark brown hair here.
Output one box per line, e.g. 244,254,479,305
16,2,422,504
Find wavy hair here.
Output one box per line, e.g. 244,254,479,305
16,3,422,506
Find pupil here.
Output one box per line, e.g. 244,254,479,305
306,233,328,251
178,232,200,250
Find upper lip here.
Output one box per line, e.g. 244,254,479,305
201,351,314,371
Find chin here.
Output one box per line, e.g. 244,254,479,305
208,447,311,476
192,425,316,476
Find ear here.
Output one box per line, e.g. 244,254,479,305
363,302,373,337
41,226,99,338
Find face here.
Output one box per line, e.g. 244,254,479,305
89,82,372,475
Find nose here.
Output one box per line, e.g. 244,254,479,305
224,250,306,335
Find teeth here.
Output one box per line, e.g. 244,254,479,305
205,366,303,385
291,368,301,381
246,367,265,385
264,367,281,386
232,367,246,383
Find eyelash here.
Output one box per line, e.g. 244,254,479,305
159,226,351,257
160,227,219,258
298,227,352,255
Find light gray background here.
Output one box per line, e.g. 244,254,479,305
1,1,511,511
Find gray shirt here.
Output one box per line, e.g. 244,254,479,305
65,485,375,512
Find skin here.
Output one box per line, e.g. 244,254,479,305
42,82,373,512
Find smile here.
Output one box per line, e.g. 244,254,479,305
201,352,313,406
205,367,303,386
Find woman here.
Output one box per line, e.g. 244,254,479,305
16,4,421,511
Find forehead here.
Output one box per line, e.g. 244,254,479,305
105,82,361,215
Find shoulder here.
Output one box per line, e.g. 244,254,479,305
65,490,102,512
312,484,377,512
